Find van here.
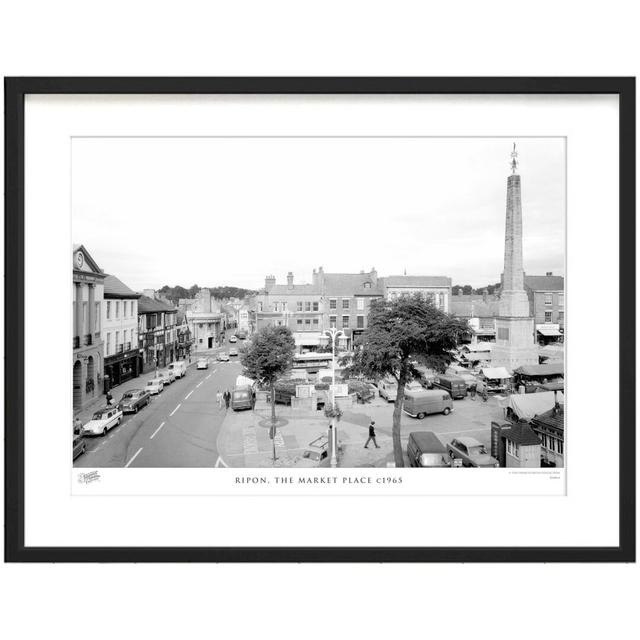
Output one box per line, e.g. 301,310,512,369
231,385,255,411
168,361,187,379
403,389,453,419
377,379,398,402
407,431,450,468
432,374,467,399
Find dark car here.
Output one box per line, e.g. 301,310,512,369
118,389,151,414
73,435,86,460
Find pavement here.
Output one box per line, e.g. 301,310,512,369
216,391,507,468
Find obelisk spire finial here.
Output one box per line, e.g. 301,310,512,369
510,142,518,174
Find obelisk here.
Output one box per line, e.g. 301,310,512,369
491,144,539,370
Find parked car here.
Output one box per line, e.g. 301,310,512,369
118,389,151,413
433,374,468,399
447,437,500,467
145,378,164,395
82,406,123,436
377,378,398,402
407,431,450,467
229,335,238,343
168,361,187,379
229,348,238,357
403,389,453,418
73,434,86,459
157,369,175,385
196,357,209,370
300,435,329,466
218,352,230,362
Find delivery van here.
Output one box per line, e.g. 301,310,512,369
168,361,187,379
377,379,398,402
231,385,255,411
432,374,467,399
407,431,451,468
403,389,453,419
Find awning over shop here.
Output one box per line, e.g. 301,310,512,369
498,391,564,421
514,363,564,377
537,326,562,337
293,332,323,346
481,367,512,380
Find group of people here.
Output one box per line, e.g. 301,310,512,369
469,380,489,402
216,389,232,410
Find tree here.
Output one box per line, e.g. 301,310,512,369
340,295,468,467
239,325,296,462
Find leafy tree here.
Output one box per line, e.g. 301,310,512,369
340,295,468,467
239,325,296,462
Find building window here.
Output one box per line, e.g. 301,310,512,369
329,299,337,310
131,301,135,317
305,301,311,312
329,315,337,328
545,311,553,323
544,294,553,305
95,303,100,331
257,302,263,312
356,298,365,311
558,294,564,308
106,333,111,355
313,302,319,311
557,440,564,455
342,315,349,328
506,440,519,458
297,319,303,326
558,311,564,323
106,301,111,320
123,329,128,346
357,315,365,329
297,301,303,312
312,319,319,325
305,319,311,326
115,301,120,318
363,282,371,289
123,301,127,317
115,331,120,349
342,299,350,310
274,302,279,312
439,293,445,309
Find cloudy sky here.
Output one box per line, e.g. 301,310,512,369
72,136,565,291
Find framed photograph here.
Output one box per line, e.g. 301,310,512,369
5,77,635,562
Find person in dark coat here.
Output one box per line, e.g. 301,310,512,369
364,420,380,448
224,389,231,409
106,391,113,406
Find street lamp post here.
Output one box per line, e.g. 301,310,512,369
325,327,344,468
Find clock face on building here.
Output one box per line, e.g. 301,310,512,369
76,252,84,269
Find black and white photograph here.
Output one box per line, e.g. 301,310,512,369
72,136,566,473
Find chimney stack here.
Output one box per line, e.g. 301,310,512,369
546,271,553,276
370,267,378,284
287,272,294,288
265,275,276,291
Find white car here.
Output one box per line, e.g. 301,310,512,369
229,335,238,343
82,406,123,436
196,357,209,370
145,378,165,395
218,353,230,362
157,369,175,385
168,361,187,378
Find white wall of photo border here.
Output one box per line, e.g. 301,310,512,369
24,93,618,549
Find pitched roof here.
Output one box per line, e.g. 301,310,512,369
530,404,565,432
103,274,141,299
138,295,177,314
265,283,320,296
524,275,565,291
382,275,451,288
503,421,542,446
514,363,564,377
323,273,383,296
450,294,500,317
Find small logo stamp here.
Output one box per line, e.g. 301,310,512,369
77,470,101,484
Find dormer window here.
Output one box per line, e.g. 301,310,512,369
363,282,371,289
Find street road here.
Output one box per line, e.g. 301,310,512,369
75,340,244,468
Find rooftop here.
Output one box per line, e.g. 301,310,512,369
138,295,177,314
382,275,451,288
531,404,565,432
524,275,565,292
103,274,140,299
503,421,542,446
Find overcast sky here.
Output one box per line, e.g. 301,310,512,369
72,137,565,291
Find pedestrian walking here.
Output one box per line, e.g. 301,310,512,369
469,383,477,400
216,390,223,410
105,391,113,406
364,420,380,449
224,389,231,410
73,417,83,434
476,380,488,402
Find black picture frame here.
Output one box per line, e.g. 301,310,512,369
4,77,635,563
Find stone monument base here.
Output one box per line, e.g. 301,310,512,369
491,316,539,371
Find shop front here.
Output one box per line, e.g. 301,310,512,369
104,347,140,389
536,323,563,346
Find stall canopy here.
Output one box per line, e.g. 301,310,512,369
537,326,563,337
514,363,564,377
481,367,512,380
498,390,564,420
